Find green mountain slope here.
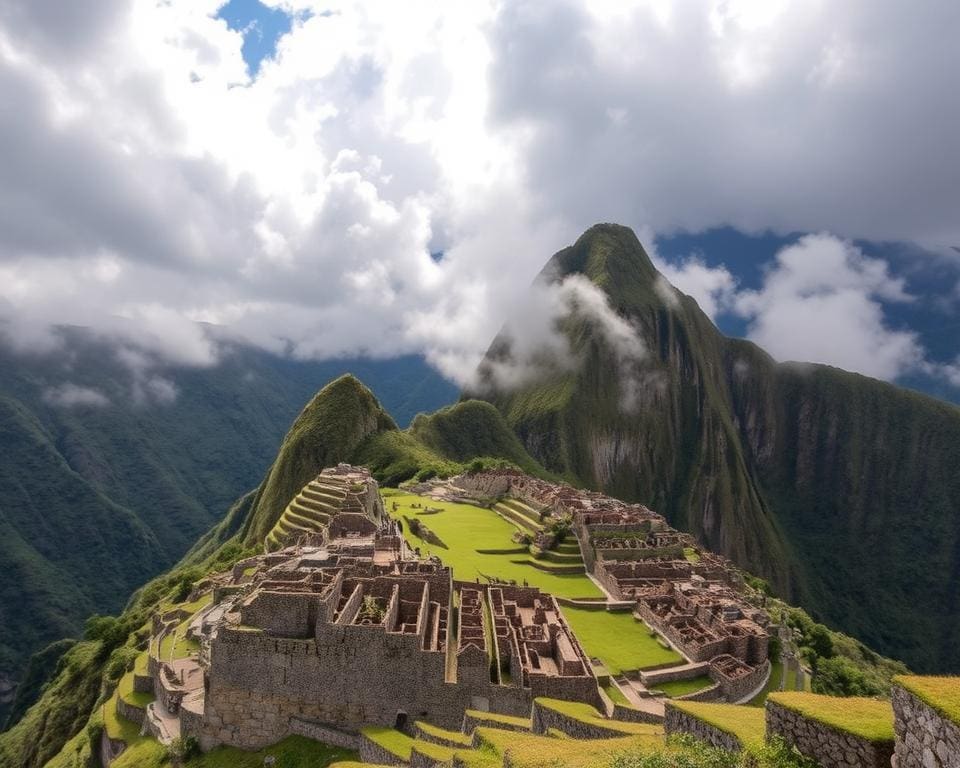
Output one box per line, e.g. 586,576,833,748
0,374,905,768
471,223,960,673
0,341,456,719
201,378,551,552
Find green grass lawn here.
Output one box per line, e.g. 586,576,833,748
389,494,599,598
534,698,662,737
361,726,415,759
603,682,631,706
562,608,680,674
388,494,681,673
651,675,713,698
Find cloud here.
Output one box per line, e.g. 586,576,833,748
733,234,924,380
0,0,956,388
42,383,110,408
473,274,648,410
654,258,738,320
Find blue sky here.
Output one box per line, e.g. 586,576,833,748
217,0,299,76
657,230,960,404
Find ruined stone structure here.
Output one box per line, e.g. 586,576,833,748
450,469,770,701
159,466,602,751
196,556,599,750
267,464,388,550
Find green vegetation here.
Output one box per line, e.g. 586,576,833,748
471,222,960,676
389,493,679,673
667,701,767,751
464,709,531,728
0,346,456,726
894,675,960,724
562,608,681,674
767,692,895,743
475,725,664,766
611,734,819,768
603,682,631,706
415,720,474,746
0,539,256,768
652,675,714,698
361,726,415,760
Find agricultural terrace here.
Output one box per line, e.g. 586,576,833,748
385,492,681,674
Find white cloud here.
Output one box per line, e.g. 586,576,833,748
0,0,956,387
42,383,110,408
733,234,924,380
472,274,647,410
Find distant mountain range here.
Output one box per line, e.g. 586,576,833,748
0,340,456,722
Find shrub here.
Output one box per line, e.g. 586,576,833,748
105,646,139,682
812,656,882,697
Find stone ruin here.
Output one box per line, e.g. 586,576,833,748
267,463,388,551
450,468,771,702
163,465,601,751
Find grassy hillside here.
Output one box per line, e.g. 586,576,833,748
472,223,960,674
0,341,456,722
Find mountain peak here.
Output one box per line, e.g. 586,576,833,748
239,373,397,544
545,223,658,287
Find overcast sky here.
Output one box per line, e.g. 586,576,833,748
1,0,958,398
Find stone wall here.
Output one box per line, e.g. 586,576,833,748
766,701,894,768
530,699,630,739
612,703,664,724
289,717,361,750
115,696,146,726
892,685,960,768
358,733,406,766
461,711,530,734
202,624,532,750
641,663,711,686
676,683,722,702
714,659,769,702
664,705,743,752
99,731,126,768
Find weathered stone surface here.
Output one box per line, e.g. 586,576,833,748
766,701,894,768
664,706,743,752
892,686,960,768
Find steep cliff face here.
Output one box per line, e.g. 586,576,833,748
472,223,960,672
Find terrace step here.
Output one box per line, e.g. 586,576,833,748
288,501,331,525
510,557,586,575
498,499,543,525
536,549,584,564
491,503,539,533
294,496,336,517
414,721,474,748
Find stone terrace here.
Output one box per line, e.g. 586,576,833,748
448,469,771,703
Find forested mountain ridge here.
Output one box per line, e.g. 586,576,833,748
471,223,960,674
0,340,456,722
